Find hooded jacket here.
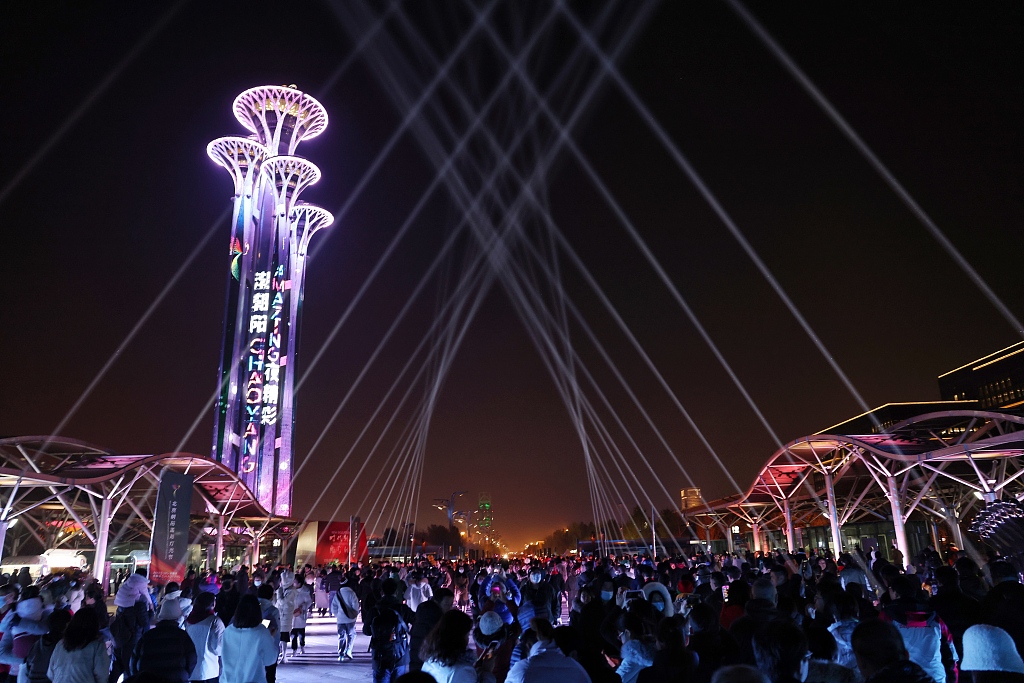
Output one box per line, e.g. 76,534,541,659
47,638,109,683
332,586,360,626
114,573,154,610
185,612,224,682
277,584,312,632
0,598,50,673
828,618,859,672
257,597,281,639
640,582,675,618
616,639,655,683
221,624,278,683
506,640,590,683
406,580,433,612
881,600,956,683
484,574,522,606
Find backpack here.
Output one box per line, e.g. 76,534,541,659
369,608,409,666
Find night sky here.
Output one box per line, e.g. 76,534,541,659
3,2,1021,550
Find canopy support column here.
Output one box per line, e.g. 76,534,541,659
94,496,112,593
930,521,943,560
216,514,224,570
751,522,762,553
945,511,965,551
885,476,909,567
783,499,795,552
825,471,843,555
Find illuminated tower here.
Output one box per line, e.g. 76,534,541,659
208,85,333,517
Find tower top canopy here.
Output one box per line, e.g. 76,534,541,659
206,136,269,191
233,85,328,156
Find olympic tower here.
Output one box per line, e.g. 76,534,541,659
208,85,333,517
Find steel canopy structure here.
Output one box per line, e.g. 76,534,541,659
0,436,295,574
691,408,1024,560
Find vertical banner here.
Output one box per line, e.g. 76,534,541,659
149,470,194,584
313,522,369,565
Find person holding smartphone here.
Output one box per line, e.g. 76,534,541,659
421,610,496,683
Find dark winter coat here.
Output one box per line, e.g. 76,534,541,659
110,603,148,671
22,635,60,683
688,629,739,683
636,646,696,683
323,570,344,594
728,598,779,666
865,660,936,683
805,659,858,683
409,600,443,669
929,586,980,657
215,589,240,627
130,620,198,683
980,579,1024,659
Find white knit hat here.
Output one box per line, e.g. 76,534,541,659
961,624,1024,673
479,610,504,636
157,598,183,622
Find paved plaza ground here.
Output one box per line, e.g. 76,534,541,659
277,614,373,683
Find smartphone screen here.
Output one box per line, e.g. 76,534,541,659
476,642,498,664
721,584,730,600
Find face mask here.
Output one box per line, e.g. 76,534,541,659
530,574,542,584
253,580,262,587
601,590,614,602
459,569,465,574
651,599,665,611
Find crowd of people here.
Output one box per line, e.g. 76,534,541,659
343,545,1024,683
0,542,1020,683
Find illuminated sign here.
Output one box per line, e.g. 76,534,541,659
208,86,332,518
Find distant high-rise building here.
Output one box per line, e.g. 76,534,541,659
207,86,333,517
939,341,1024,409
681,488,702,511
478,493,492,528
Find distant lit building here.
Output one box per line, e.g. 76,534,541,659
478,493,492,528
818,401,975,435
680,488,702,511
938,341,1024,409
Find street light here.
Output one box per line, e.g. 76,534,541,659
434,491,468,558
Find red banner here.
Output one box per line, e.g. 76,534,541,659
315,522,368,565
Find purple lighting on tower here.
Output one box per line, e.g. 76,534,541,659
208,85,333,517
